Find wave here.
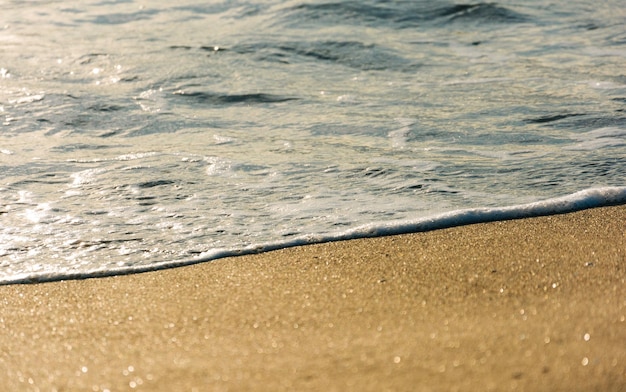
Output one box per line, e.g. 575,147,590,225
59,1,532,29
171,91,298,105
3,186,624,286
282,1,531,29
81,9,159,25
230,40,417,71
524,112,626,130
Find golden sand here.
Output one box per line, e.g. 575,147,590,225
1,205,624,391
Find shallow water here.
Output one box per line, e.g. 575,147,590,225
1,0,625,283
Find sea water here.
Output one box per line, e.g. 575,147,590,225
1,0,625,284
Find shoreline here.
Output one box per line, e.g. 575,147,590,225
1,205,624,391
4,186,625,286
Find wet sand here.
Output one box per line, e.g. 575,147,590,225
1,205,624,391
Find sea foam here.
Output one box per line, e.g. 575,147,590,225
3,186,624,285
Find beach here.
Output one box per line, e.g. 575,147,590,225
1,205,624,391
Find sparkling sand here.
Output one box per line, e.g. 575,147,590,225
1,205,624,391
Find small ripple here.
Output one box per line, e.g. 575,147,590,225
171,91,298,105
524,113,586,124
435,3,530,24
232,40,417,71
136,180,176,189
80,9,160,25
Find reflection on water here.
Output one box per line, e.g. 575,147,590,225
1,0,625,281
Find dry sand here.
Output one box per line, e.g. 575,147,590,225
0,205,624,391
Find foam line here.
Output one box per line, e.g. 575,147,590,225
3,186,625,285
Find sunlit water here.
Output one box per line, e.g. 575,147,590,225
1,0,625,283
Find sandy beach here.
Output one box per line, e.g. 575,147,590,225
1,205,624,391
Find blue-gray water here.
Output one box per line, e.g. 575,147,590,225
1,0,625,283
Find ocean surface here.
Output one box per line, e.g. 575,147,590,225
1,0,625,284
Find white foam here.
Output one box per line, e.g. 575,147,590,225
3,186,624,285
